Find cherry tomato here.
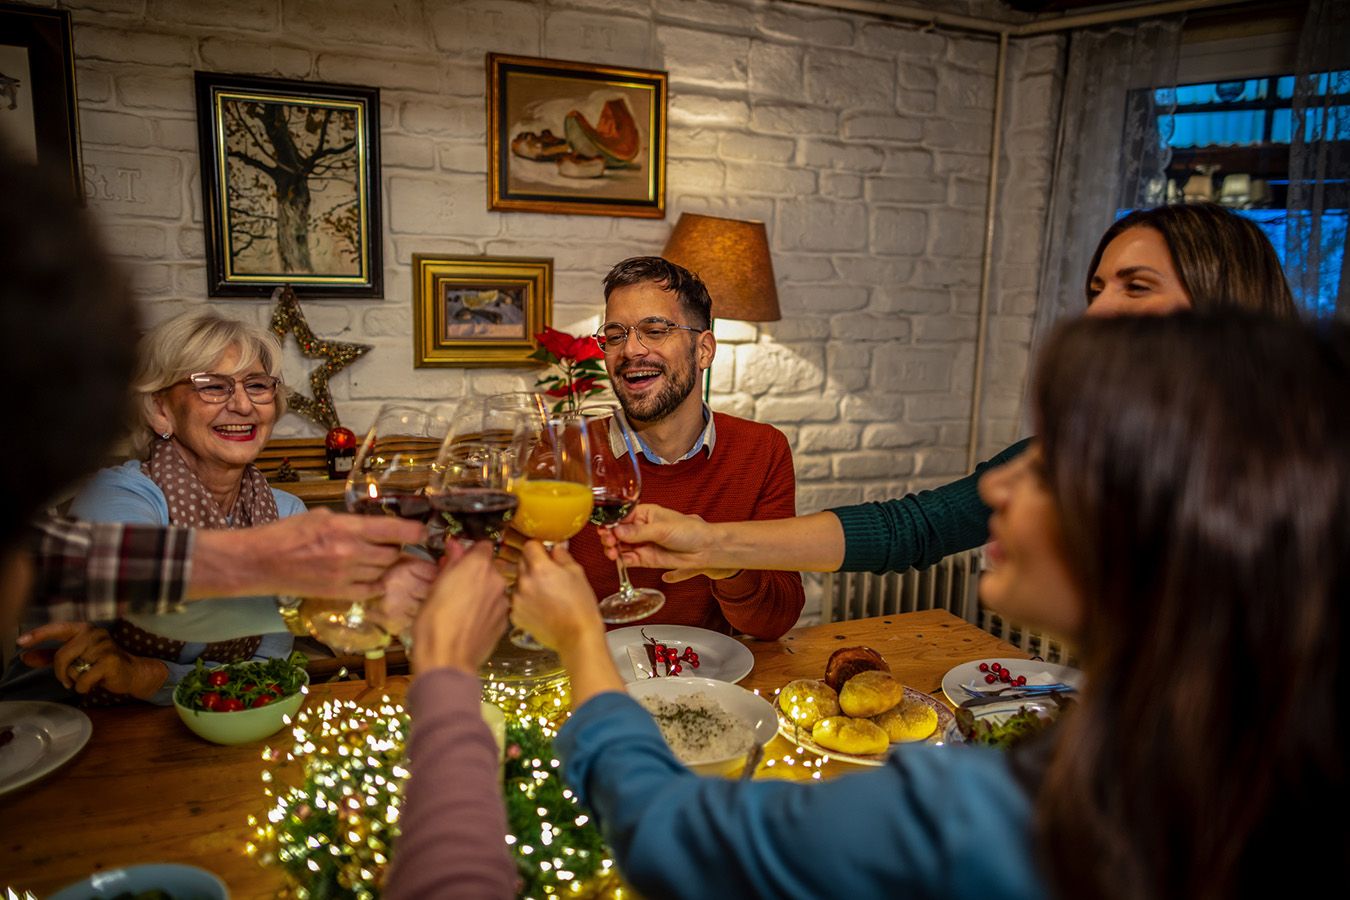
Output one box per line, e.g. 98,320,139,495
265,683,281,694
220,697,245,712
251,694,275,708
199,691,222,711
207,670,230,687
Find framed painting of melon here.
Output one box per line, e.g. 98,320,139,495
487,54,666,218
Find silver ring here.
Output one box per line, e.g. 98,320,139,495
69,658,93,677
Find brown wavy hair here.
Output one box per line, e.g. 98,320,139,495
1032,313,1348,899
1086,204,1297,318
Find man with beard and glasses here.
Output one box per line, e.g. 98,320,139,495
564,257,804,640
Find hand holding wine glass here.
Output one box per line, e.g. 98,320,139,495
577,405,666,623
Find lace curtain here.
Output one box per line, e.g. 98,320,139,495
1024,17,1184,410
1286,0,1350,319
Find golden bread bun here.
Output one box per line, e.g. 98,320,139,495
838,669,905,717
823,646,890,692
811,716,889,756
778,679,841,729
872,697,938,742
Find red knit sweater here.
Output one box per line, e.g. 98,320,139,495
568,412,805,641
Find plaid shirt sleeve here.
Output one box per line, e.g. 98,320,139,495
27,515,195,622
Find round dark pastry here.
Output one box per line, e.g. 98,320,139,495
823,646,890,693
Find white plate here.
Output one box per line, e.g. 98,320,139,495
775,687,953,767
0,701,92,796
626,676,776,776
940,657,1083,706
607,624,754,683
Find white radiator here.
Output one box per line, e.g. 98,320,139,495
821,549,1075,665
821,549,983,625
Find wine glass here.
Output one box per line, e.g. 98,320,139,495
577,404,666,623
305,404,454,675
430,398,523,549
509,413,593,649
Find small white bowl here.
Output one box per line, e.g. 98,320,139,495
626,676,777,776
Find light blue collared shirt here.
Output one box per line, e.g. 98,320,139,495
608,404,717,465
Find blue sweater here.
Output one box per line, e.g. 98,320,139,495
557,692,1046,900
61,461,303,705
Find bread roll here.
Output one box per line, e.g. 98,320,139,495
872,698,938,743
823,646,890,692
778,679,841,729
838,669,905,717
811,716,889,756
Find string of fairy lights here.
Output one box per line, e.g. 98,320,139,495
239,680,839,897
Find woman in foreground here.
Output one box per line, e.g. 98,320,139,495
512,312,1347,899
601,203,1298,580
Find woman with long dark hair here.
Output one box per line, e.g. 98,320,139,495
508,312,1348,898
597,203,1300,580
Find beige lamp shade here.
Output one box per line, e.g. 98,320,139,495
661,213,781,322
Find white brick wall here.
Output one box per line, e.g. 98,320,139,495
60,0,1062,621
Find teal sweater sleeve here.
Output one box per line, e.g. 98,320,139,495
829,438,1032,574
557,692,1046,900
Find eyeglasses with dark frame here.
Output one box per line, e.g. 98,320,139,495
593,316,704,353
175,372,281,404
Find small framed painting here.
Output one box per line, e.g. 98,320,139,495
413,255,552,368
488,53,666,218
195,72,382,297
0,3,82,198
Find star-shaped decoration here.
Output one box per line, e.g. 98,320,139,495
269,285,373,430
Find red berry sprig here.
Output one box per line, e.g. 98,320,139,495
978,661,1028,686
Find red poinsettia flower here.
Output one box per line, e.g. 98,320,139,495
536,327,604,362
544,374,600,398
566,334,605,362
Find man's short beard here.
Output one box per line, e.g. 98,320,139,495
616,344,699,424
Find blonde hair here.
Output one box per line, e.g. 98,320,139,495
131,311,285,456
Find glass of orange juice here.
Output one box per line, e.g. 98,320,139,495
509,413,593,648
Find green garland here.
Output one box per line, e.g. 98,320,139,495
502,720,612,898
254,701,613,898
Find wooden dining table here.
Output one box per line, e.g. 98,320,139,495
2,609,1023,897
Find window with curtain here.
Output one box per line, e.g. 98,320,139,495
1130,71,1350,316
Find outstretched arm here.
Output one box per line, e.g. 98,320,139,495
601,507,847,578
190,508,426,601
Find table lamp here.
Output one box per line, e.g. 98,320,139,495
661,213,781,398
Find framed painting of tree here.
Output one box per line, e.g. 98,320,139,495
195,73,382,297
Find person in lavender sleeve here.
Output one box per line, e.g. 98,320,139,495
385,541,517,899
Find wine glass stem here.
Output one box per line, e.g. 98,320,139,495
609,525,635,599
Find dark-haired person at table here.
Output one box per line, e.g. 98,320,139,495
599,203,1300,580
512,312,1346,899
563,256,804,640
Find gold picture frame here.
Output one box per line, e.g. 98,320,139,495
195,72,382,297
413,255,552,368
488,53,666,218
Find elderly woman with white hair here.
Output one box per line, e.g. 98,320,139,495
9,311,301,705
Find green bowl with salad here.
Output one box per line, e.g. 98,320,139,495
173,653,309,745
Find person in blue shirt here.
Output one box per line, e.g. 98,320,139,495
509,312,1348,899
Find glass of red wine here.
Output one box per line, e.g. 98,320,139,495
577,404,666,623
318,404,455,658
430,398,524,550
